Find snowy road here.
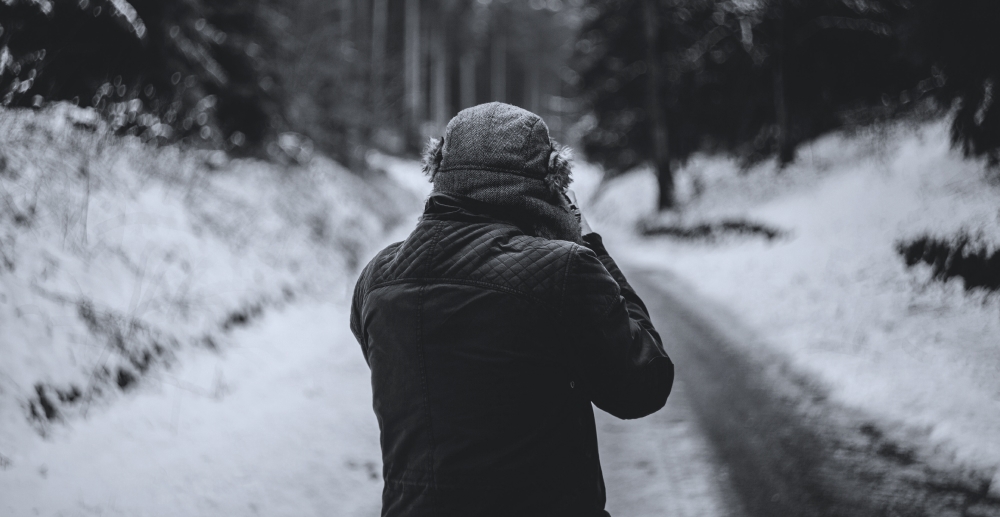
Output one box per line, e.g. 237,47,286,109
2,282,747,517
597,265,750,517
598,375,743,517
624,264,1000,517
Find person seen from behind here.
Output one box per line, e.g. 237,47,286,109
350,102,674,517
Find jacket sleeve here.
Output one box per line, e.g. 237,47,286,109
349,267,370,366
562,233,674,419
349,242,403,368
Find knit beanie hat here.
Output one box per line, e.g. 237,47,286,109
421,102,580,242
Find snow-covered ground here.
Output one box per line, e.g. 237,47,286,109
1,131,741,516
0,105,418,515
2,302,384,516
586,120,1000,491
7,104,999,513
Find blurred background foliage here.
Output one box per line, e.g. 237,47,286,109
575,0,1000,208
1,0,999,208
0,0,583,166
0,0,279,153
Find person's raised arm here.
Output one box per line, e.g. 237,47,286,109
563,189,658,340
561,238,674,419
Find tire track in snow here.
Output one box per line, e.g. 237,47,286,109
597,375,744,517
626,266,1000,517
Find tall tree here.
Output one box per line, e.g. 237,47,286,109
371,0,388,117
431,17,449,131
491,23,507,103
404,0,423,136
770,0,792,164
340,0,353,40
460,51,477,109
643,0,674,209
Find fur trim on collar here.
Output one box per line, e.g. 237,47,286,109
545,141,573,194
421,137,444,181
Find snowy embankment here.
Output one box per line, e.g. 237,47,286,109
0,104,421,515
587,120,1000,496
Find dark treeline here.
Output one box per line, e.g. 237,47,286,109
574,0,1000,208
0,0,580,168
280,0,582,170
2,0,999,205
0,0,279,153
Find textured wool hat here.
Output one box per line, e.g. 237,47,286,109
421,102,580,241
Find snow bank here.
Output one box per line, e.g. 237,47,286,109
588,120,1000,485
0,104,417,465
2,301,385,517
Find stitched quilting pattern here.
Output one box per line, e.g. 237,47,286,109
366,221,440,285
362,219,571,302
563,246,620,320
359,217,622,315
357,242,402,295
431,222,568,298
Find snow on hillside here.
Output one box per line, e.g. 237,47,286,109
7,107,998,513
3,300,391,517
587,120,1000,491
0,104,421,515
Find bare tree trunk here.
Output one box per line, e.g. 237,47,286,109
491,26,506,103
340,0,353,41
356,0,370,56
773,59,792,165
525,55,540,114
342,0,365,173
550,84,564,138
405,0,423,134
460,51,476,109
772,0,793,166
431,22,449,131
643,0,674,210
371,0,388,116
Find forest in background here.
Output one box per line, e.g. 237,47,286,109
2,0,999,208
575,0,1000,208
0,0,582,171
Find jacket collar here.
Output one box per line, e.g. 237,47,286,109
422,192,526,228
421,192,582,243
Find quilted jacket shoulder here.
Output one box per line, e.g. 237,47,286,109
354,217,606,310
562,242,623,322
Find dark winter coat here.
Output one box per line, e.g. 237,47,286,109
350,192,674,517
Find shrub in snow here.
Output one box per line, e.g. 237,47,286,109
898,232,1000,293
